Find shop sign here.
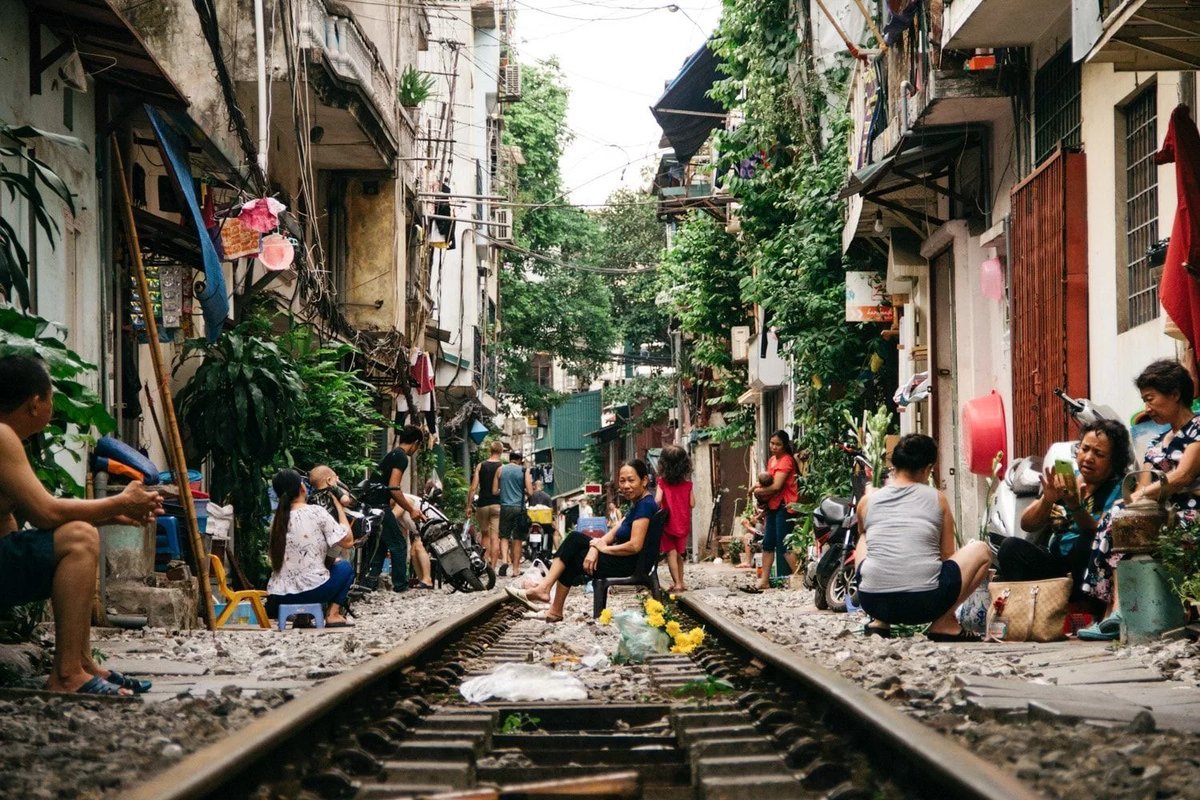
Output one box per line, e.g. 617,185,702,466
845,271,894,323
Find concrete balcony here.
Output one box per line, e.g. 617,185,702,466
295,0,398,166
1082,0,1200,71
943,0,1070,49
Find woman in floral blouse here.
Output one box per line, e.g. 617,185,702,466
1083,360,1200,628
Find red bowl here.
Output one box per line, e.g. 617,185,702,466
962,391,1008,477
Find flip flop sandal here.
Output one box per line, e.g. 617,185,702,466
105,670,152,694
325,620,355,628
925,628,983,643
738,585,764,594
864,624,892,639
506,585,542,611
77,675,132,697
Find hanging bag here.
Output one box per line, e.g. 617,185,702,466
985,576,1072,642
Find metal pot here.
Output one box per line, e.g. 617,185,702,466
1110,470,1173,555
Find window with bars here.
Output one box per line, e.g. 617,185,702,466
1122,87,1159,330
1034,45,1081,165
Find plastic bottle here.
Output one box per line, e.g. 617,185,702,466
383,556,392,574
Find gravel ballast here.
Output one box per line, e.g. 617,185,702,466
2,559,1197,799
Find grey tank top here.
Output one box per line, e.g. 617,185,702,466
858,483,944,593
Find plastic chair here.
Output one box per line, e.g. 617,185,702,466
208,554,270,629
593,508,669,618
276,603,326,631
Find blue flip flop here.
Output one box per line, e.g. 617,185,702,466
77,675,130,696
105,670,152,694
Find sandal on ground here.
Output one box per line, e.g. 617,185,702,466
864,624,892,639
1076,621,1119,641
925,627,983,643
413,582,433,590
76,675,132,697
523,610,563,622
326,620,355,628
506,585,542,611
738,585,764,594
104,670,152,694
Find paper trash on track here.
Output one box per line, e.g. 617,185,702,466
459,663,589,703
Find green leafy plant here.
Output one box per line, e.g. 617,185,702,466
581,442,604,485
176,320,304,583
397,66,435,107
0,305,116,497
0,600,46,644
0,122,85,310
438,464,469,523
283,328,386,480
499,712,540,733
673,675,735,699
728,535,744,563
1156,518,1200,605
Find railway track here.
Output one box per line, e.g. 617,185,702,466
117,590,1040,800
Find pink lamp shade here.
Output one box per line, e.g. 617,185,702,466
980,255,1004,300
258,234,295,271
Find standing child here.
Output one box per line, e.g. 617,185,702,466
655,445,695,592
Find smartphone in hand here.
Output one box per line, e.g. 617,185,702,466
1053,459,1078,496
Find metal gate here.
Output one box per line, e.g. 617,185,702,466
1010,149,1090,457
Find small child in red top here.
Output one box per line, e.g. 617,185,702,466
655,444,694,593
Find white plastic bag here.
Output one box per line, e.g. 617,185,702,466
459,663,588,703
613,610,669,663
206,503,234,540
512,559,549,590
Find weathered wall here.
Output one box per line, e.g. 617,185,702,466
345,174,399,330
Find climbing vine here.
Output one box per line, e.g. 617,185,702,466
707,0,893,496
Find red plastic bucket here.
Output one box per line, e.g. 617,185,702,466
962,391,1008,476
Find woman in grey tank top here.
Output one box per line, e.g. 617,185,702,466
853,435,992,642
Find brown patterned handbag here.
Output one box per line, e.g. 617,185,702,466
985,577,1072,642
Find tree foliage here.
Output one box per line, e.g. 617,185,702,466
498,60,617,411
593,189,670,355
701,0,894,491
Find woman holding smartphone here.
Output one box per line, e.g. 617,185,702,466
996,419,1131,610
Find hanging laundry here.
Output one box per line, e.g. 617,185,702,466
238,197,286,233
431,181,456,250
410,350,435,395
1155,104,1200,359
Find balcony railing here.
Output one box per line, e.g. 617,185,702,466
298,0,395,128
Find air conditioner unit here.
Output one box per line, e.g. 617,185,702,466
493,208,513,241
501,63,521,100
730,325,750,363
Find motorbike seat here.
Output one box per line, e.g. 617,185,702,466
814,496,853,524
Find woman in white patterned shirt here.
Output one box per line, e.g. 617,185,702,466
266,469,355,627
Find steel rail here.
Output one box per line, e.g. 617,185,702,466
680,594,1042,800
117,592,507,800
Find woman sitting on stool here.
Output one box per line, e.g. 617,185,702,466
266,468,356,627
996,419,1129,611
507,459,658,622
854,434,991,641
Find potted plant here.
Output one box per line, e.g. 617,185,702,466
397,66,435,125
728,536,744,566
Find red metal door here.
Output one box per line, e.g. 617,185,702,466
1010,149,1090,457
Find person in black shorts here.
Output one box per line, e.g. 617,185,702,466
366,425,425,591
0,355,162,695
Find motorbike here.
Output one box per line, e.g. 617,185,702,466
810,443,878,613
985,389,1122,554
354,480,496,593
526,506,555,564
417,487,496,593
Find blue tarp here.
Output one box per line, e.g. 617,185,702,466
146,106,227,342
650,42,725,164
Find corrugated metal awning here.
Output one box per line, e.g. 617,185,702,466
1084,0,1200,71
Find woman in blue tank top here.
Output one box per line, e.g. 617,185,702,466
854,434,992,641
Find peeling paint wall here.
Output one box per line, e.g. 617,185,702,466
345,174,399,330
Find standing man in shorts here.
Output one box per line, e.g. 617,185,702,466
466,440,504,573
496,450,532,576
0,355,162,695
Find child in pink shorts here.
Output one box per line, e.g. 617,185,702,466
655,445,694,592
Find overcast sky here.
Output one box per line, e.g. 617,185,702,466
512,0,724,206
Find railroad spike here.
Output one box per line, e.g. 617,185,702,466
300,769,357,800
356,729,400,756
332,747,383,777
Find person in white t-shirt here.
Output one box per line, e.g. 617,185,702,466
266,469,356,627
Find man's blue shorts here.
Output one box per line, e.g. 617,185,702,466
0,528,56,606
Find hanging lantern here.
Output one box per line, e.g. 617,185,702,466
980,247,1005,301
469,419,489,445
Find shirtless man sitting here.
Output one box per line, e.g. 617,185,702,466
0,355,161,696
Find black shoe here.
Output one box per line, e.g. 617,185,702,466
498,564,509,577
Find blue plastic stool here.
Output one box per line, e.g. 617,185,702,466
276,603,326,631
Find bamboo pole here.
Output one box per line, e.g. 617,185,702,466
849,0,888,55
110,136,216,631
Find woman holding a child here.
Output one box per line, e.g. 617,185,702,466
745,430,799,592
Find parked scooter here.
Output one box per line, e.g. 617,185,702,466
417,487,496,593
985,389,1123,553
810,444,881,612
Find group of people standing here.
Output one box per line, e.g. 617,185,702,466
465,440,551,579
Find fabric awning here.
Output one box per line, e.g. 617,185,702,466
650,41,725,164
147,106,228,342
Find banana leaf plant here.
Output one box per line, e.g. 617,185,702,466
0,123,85,310
175,323,304,582
0,304,116,498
